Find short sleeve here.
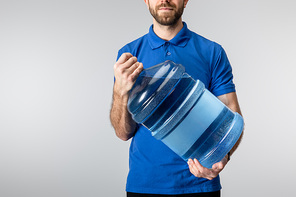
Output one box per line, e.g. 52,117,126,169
116,48,124,61
209,47,236,96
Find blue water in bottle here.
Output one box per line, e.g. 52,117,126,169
127,61,244,168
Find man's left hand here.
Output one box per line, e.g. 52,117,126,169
187,156,228,180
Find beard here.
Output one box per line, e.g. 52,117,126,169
148,2,184,26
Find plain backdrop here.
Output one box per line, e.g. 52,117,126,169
0,0,296,196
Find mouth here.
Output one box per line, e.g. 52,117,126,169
159,7,174,11
158,3,175,11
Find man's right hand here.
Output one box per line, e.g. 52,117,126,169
113,53,143,97
110,53,143,141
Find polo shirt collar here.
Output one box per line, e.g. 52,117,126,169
148,22,191,49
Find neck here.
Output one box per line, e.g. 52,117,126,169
152,19,183,41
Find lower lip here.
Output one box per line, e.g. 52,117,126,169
159,9,173,13
159,8,173,11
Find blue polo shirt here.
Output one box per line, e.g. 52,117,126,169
117,22,235,195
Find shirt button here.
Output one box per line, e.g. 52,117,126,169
167,52,171,56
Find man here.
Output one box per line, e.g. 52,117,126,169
110,0,243,196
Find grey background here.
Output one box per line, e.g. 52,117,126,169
0,0,295,196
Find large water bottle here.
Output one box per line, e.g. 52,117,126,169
127,60,244,168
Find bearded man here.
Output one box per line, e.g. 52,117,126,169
110,1,243,196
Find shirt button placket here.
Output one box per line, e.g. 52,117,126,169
164,42,172,58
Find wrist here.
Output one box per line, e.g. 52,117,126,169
113,80,133,97
113,86,129,102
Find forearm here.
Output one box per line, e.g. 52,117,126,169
110,86,137,141
110,53,143,141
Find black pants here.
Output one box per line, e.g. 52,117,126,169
127,190,220,197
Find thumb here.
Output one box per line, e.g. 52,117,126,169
212,162,224,171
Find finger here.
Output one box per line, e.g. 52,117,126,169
193,158,206,170
187,158,194,167
127,62,141,74
116,53,133,65
190,159,203,177
122,56,138,69
188,159,200,177
193,159,215,179
130,63,144,81
188,163,197,177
